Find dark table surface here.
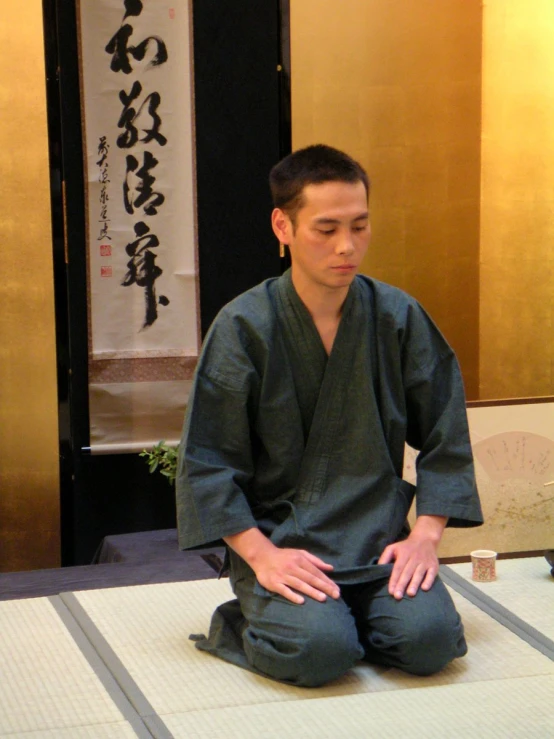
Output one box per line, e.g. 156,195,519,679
0,529,225,601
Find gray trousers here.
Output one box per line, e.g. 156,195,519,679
195,559,467,688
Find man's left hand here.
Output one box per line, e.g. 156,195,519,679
377,515,447,600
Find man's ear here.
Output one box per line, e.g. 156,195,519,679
271,208,292,244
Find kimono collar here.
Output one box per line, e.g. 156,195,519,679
278,268,358,328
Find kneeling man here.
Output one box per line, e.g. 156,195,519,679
176,144,483,687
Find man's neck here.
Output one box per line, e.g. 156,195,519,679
291,270,349,322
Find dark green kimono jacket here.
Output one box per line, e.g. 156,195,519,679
176,270,482,584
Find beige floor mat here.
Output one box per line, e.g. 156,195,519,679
448,556,554,640
5,724,139,739
0,597,131,737
164,674,554,738
72,577,554,719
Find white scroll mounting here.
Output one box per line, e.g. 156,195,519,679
79,0,198,359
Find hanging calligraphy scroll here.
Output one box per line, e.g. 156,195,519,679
77,0,198,451
79,0,197,360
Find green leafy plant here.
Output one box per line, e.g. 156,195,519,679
140,441,178,486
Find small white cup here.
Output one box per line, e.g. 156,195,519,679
470,550,497,582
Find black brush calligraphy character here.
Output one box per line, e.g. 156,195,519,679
105,25,168,75
123,154,139,214
105,25,134,74
122,221,169,328
98,222,110,241
123,151,165,216
123,0,143,20
97,136,109,166
127,34,168,68
117,81,167,149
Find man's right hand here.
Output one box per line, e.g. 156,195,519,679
224,528,340,605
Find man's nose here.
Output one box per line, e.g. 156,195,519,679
336,232,355,255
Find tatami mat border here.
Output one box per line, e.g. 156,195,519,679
440,565,554,661
52,593,171,739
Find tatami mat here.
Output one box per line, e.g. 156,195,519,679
0,597,130,736
447,556,554,641
71,577,554,720
5,723,139,738
3,571,553,738
163,674,554,738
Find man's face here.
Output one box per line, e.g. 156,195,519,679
274,180,370,294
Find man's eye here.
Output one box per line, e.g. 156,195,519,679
353,225,367,233
318,229,335,235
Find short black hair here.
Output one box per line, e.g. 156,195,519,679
269,144,370,223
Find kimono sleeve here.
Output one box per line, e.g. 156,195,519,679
401,302,483,528
176,313,259,549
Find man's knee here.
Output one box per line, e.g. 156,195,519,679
399,605,467,676
393,581,468,676
362,579,467,676
242,602,363,687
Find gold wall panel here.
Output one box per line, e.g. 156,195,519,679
290,0,482,399
480,1,554,399
0,2,60,570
